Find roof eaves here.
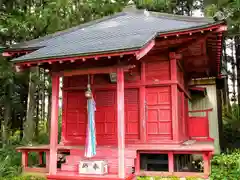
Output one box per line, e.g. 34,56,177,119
157,21,225,36
11,33,157,63
11,46,143,64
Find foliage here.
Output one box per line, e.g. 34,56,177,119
223,104,240,129
134,0,199,15
0,175,46,180
137,176,180,180
204,0,240,34
211,150,240,180
137,176,199,179
0,145,22,177
0,0,129,147
222,104,240,148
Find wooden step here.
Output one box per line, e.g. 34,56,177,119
47,171,136,180
61,164,78,172
65,155,135,167
61,163,133,175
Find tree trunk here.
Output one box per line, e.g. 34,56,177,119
235,36,240,104
231,39,237,102
23,67,37,145
223,38,230,110
1,98,11,147
1,82,12,147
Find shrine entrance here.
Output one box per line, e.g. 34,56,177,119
62,76,141,146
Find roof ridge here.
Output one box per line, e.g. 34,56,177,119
126,9,214,23
150,11,214,23
10,12,126,49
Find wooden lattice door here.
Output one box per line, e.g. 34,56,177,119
146,87,172,141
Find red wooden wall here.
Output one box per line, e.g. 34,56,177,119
61,54,190,146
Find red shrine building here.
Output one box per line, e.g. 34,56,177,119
3,7,227,180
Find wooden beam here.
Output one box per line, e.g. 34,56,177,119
176,34,209,54
2,52,12,57
136,40,155,60
185,56,208,63
117,67,125,178
49,73,60,175
216,25,227,32
63,64,135,77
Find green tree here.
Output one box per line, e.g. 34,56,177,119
0,0,129,146
204,0,240,104
134,0,198,15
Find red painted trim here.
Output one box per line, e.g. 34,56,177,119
62,80,179,91
49,74,60,175
137,171,208,178
159,23,225,38
136,40,155,60
117,67,125,178
15,50,138,66
177,83,191,99
138,150,213,154
2,52,12,57
189,87,206,92
189,108,213,113
216,25,227,32
191,137,214,142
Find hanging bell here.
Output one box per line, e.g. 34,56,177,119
85,84,92,98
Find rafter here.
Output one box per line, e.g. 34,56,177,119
176,33,210,54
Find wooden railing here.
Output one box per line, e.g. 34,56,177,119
188,108,214,141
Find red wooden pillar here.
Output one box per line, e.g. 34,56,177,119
181,92,186,140
135,151,140,174
49,73,60,175
170,52,180,142
38,152,43,164
140,62,146,143
203,152,211,177
117,67,125,178
46,151,50,172
22,151,28,170
168,152,174,173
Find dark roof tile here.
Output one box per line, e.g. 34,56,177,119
11,10,219,62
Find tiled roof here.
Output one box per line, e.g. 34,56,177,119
10,9,219,63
